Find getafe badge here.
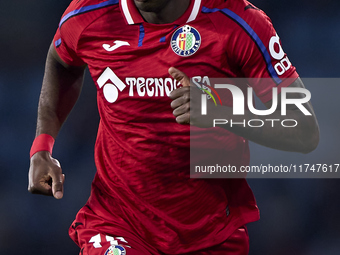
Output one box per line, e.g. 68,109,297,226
104,245,126,255
171,25,201,57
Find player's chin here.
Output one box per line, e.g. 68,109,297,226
134,0,168,12
133,0,150,11
134,0,149,4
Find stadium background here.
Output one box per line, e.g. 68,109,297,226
0,0,339,254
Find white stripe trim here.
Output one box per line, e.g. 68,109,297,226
121,0,134,24
186,0,201,23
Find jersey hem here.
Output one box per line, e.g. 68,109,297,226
92,173,260,254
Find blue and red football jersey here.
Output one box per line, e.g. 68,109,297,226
54,0,298,253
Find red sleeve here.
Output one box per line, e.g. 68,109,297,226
52,0,86,66
230,7,299,103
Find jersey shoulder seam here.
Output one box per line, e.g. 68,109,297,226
59,0,119,29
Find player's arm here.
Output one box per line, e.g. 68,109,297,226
216,77,319,153
258,77,319,153
169,68,319,154
28,42,86,199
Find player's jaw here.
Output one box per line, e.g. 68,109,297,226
133,0,171,13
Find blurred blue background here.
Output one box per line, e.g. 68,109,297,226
0,0,339,254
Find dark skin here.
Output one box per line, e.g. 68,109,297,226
168,68,319,153
28,44,86,199
134,0,190,24
29,1,319,199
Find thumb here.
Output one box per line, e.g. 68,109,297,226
168,67,190,87
50,159,65,199
52,173,65,199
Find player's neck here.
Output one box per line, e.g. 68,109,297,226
138,0,191,24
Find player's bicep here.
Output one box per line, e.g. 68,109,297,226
264,77,315,114
49,42,71,69
48,42,86,75
42,43,86,104
40,43,86,123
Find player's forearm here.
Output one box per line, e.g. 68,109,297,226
35,44,86,138
213,105,319,153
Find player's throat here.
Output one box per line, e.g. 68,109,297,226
135,0,191,24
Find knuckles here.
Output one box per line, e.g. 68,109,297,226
182,93,190,102
28,181,52,196
176,112,190,125
173,103,190,117
170,100,179,109
169,86,190,99
183,103,190,112
170,86,202,125
27,183,41,194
